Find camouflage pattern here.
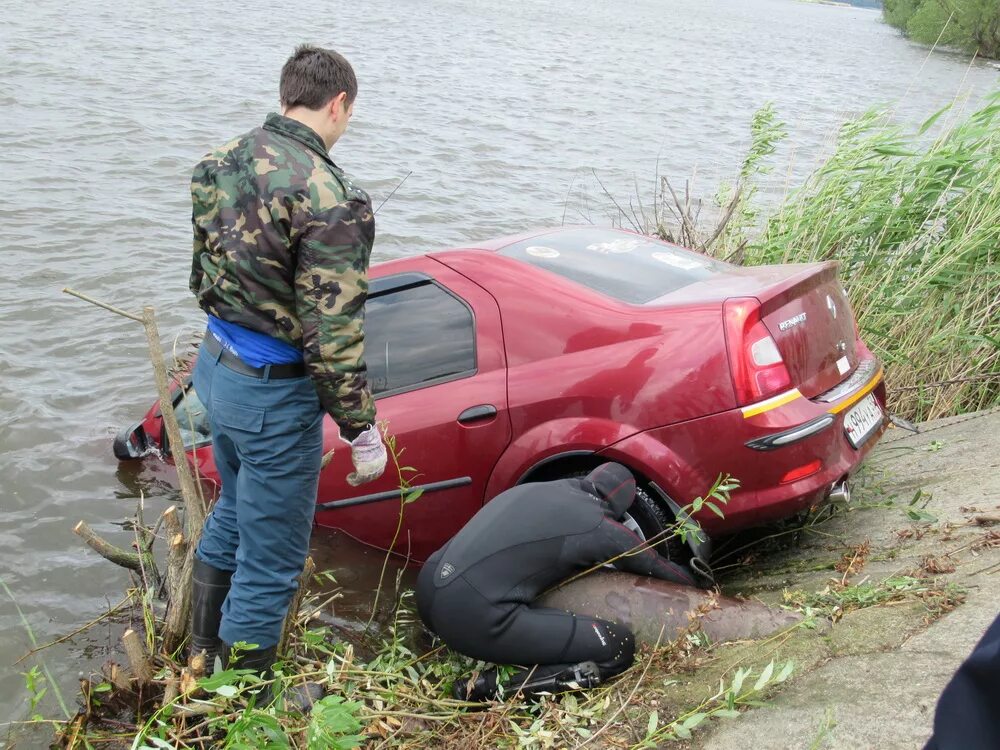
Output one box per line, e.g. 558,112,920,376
190,113,376,430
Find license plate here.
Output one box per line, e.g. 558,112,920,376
844,393,883,448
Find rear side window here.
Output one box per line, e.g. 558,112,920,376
365,282,476,395
498,228,728,304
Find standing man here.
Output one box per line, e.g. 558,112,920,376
186,45,386,689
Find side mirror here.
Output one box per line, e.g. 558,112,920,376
113,421,152,460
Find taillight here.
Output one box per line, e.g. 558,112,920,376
724,297,793,405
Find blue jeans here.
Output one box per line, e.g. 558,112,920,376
192,345,323,649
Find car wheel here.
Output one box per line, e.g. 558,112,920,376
562,470,691,564
626,484,691,564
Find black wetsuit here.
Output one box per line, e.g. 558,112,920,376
416,473,695,686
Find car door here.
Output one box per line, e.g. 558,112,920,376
313,257,511,562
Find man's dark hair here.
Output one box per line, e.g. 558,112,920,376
280,45,358,109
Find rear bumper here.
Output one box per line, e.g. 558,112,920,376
599,356,888,534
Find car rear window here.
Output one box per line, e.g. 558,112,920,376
498,228,727,304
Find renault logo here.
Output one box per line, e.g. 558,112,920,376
826,295,838,319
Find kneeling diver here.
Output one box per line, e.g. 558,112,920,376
416,462,710,701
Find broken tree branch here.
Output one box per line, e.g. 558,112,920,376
162,505,183,544
122,628,153,684
61,288,144,323
74,521,142,571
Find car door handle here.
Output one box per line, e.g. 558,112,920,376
458,404,497,424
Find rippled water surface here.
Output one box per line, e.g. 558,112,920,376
0,0,997,727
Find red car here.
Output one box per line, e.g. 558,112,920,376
116,227,887,563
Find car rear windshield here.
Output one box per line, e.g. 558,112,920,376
498,228,727,304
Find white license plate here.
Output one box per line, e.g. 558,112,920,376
844,393,883,448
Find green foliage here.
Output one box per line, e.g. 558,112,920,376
307,696,364,750
715,104,788,252
22,666,47,721
883,0,922,29
883,0,1000,59
905,489,937,523
2,577,71,720
634,660,795,746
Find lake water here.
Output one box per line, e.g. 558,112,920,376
0,0,996,730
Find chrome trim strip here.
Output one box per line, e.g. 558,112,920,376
816,358,878,403
745,414,836,451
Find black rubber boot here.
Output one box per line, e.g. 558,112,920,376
223,643,325,711
190,558,232,673
456,661,603,702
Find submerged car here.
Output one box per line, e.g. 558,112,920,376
116,227,887,563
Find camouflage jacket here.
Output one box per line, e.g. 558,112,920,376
189,113,376,431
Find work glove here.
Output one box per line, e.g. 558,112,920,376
340,424,387,487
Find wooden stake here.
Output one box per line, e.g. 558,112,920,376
141,306,205,530
122,629,153,684
162,678,178,707
278,556,316,656
163,534,192,653
140,306,205,652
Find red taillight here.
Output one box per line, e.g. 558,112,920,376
780,459,822,484
724,297,793,405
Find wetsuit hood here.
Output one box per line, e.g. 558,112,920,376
585,463,635,519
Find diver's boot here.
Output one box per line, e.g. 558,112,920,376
456,661,603,702
189,559,232,674
511,661,602,697
454,669,498,701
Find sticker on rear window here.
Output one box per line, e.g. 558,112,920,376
651,251,705,271
525,245,560,259
587,237,644,254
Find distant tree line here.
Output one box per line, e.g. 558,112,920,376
883,0,1000,59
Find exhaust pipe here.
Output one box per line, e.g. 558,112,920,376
827,480,851,506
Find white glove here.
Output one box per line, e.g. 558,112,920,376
340,425,387,487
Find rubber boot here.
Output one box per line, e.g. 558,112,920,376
225,642,279,706
223,643,323,711
190,558,232,674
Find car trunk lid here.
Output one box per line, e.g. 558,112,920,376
753,262,858,398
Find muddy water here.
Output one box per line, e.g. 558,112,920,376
1,0,997,727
